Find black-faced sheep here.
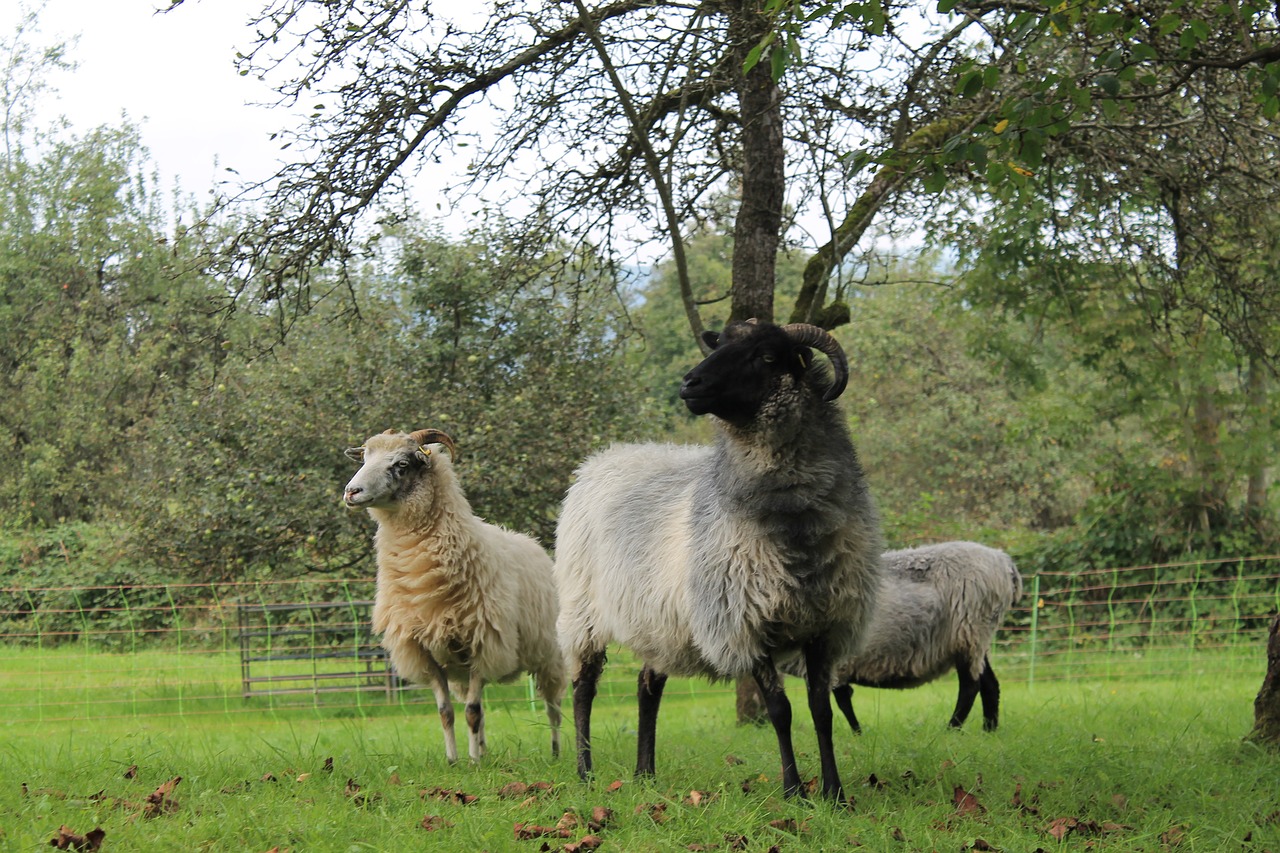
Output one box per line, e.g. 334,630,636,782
825,541,1022,733
343,428,564,763
554,320,883,801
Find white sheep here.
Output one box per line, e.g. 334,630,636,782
825,541,1022,733
342,428,564,763
555,320,883,801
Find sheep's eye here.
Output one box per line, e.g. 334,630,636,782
761,352,777,364
393,459,411,474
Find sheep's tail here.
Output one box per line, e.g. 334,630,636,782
1006,554,1025,605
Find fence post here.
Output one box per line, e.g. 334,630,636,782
1028,574,1040,690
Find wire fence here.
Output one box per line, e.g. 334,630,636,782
1,556,1276,724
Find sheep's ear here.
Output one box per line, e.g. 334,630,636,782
415,446,433,464
344,446,365,462
701,330,720,349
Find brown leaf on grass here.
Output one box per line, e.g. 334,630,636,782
740,776,755,794
687,845,719,852
499,781,530,799
1011,782,1039,815
686,790,718,807
890,826,907,842
1111,793,1128,811
295,773,311,783
953,785,987,817
344,777,380,807
768,816,811,834
1045,817,1130,841
725,834,750,850
137,776,181,819
388,772,402,786
260,773,278,783
803,775,820,796
1160,824,1188,847
563,836,603,852
635,801,668,823
420,815,453,831
605,780,625,793
322,757,333,774
725,754,745,765
420,786,478,805
587,806,614,831
513,822,574,840
866,773,888,790
123,764,138,780
963,839,999,851
49,825,105,851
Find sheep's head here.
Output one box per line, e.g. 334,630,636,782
342,428,457,511
678,320,849,424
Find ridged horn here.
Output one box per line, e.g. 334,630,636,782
408,429,458,461
780,323,849,401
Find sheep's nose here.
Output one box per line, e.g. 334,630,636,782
344,486,362,502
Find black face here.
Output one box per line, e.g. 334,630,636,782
678,324,807,423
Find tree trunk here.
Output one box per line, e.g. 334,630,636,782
1245,354,1269,516
736,676,769,725
1247,613,1280,747
726,0,785,721
726,0,783,324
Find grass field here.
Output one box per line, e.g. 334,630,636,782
1,646,1278,852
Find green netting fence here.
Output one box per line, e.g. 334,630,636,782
1,555,1276,724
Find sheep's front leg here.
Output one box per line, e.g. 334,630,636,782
752,658,803,798
832,682,862,735
802,639,847,803
464,669,487,762
635,665,668,778
423,654,458,764
572,648,607,781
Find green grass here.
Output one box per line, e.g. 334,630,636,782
1,650,1278,851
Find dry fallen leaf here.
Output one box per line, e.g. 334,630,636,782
953,785,987,817
420,786,478,805
49,825,106,851
420,815,453,831
123,764,138,780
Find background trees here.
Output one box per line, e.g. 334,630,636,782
0,1,1276,605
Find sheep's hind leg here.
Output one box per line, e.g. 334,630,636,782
802,640,847,803
423,655,459,764
949,654,981,729
635,665,668,778
752,658,804,798
832,682,862,735
977,655,1000,731
536,669,565,759
464,669,486,762
572,648,607,781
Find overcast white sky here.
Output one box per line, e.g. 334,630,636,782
5,1,309,196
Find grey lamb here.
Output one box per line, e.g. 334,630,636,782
555,319,883,802
827,541,1022,733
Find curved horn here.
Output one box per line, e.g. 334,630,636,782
408,428,458,461
780,323,848,401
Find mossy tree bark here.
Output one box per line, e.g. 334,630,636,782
1248,613,1280,747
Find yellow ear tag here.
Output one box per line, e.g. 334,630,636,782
797,351,809,368
418,446,432,456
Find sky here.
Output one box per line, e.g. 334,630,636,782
5,1,310,197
